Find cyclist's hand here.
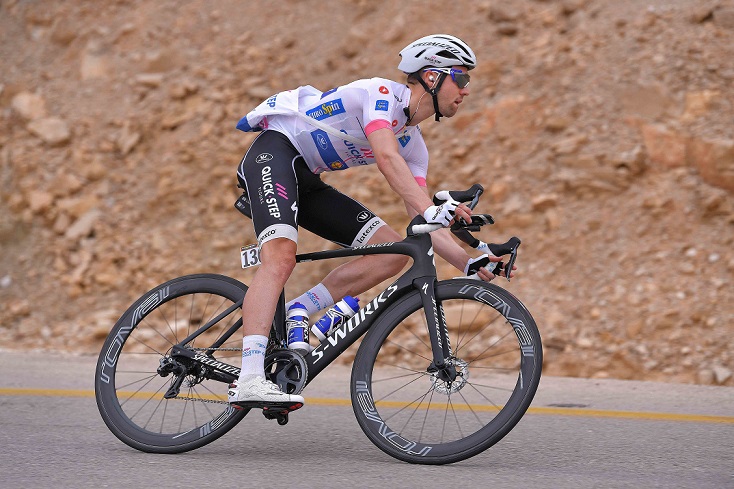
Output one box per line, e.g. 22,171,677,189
464,254,515,281
423,198,461,227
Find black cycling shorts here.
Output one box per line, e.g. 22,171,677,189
236,130,385,248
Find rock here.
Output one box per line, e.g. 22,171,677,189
81,49,112,80
11,92,47,120
697,369,715,385
687,137,734,193
489,4,521,22
27,191,53,213
117,124,141,155
531,193,559,211
65,209,101,240
681,90,719,121
497,22,519,36
640,124,687,168
712,365,732,384
135,73,164,88
552,134,588,155
713,7,734,29
26,117,71,146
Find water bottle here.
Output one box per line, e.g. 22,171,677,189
286,302,311,354
311,296,360,341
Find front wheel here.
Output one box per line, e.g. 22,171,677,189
351,280,542,465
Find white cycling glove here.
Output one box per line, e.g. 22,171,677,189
464,254,501,277
423,196,460,227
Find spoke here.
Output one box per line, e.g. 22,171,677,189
464,380,515,393
191,385,218,419
125,380,168,420
457,389,485,428
467,381,504,410
374,373,427,404
373,359,429,376
448,395,465,439
155,301,178,344
379,384,436,424
468,346,518,366
371,371,427,383
469,365,517,371
126,333,167,356
383,337,432,363
160,397,169,433
404,315,431,350
115,373,159,391
398,388,431,438
453,301,483,351
188,293,196,347
417,388,435,443
454,314,506,356
142,393,167,431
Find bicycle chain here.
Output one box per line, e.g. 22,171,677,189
189,347,242,351
172,395,230,405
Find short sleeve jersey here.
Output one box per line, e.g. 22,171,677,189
239,78,429,187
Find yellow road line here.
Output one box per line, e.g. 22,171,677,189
1,387,732,424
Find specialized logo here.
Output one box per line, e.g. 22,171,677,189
356,211,371,222
375,100,389,111
306,99,346,121
256,153,273,164
379,86,389,94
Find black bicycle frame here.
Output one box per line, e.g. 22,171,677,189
169,217,454,387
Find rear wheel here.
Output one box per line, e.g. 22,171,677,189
351,280,542,464
95,274,249,453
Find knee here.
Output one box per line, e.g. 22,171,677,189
259,239,297,280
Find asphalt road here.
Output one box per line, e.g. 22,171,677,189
0,351,732,489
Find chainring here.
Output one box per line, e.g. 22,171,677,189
265,349,308,395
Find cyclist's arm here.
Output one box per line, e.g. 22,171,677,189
367,128,437,215
405,190,498,281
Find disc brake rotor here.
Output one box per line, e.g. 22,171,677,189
430,358,469,395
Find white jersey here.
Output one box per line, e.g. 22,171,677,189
236,78,429,186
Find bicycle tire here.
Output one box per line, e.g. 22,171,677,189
350,279,542,464
95,274,249,454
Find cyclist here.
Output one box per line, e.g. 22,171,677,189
229,34,509,410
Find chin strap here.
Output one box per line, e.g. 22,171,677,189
414,73,447,122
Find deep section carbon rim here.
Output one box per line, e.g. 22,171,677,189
95,274,249,453
351,280,542,464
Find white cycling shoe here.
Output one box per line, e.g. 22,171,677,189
228,376,304,412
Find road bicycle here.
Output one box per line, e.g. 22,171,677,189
95,184,542,465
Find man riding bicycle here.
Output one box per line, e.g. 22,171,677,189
229,34,508,410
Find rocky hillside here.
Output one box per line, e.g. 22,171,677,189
1,0,732,385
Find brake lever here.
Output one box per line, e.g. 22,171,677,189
482,237,521,281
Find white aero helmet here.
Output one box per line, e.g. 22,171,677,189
398,34,477,74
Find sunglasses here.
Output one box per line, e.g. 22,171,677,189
424,68,471,89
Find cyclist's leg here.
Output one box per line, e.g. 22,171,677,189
296,172,409,300
235,130,304,407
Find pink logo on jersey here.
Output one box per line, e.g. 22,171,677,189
275,183,288,199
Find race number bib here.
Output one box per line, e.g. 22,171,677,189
240,244,261,269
